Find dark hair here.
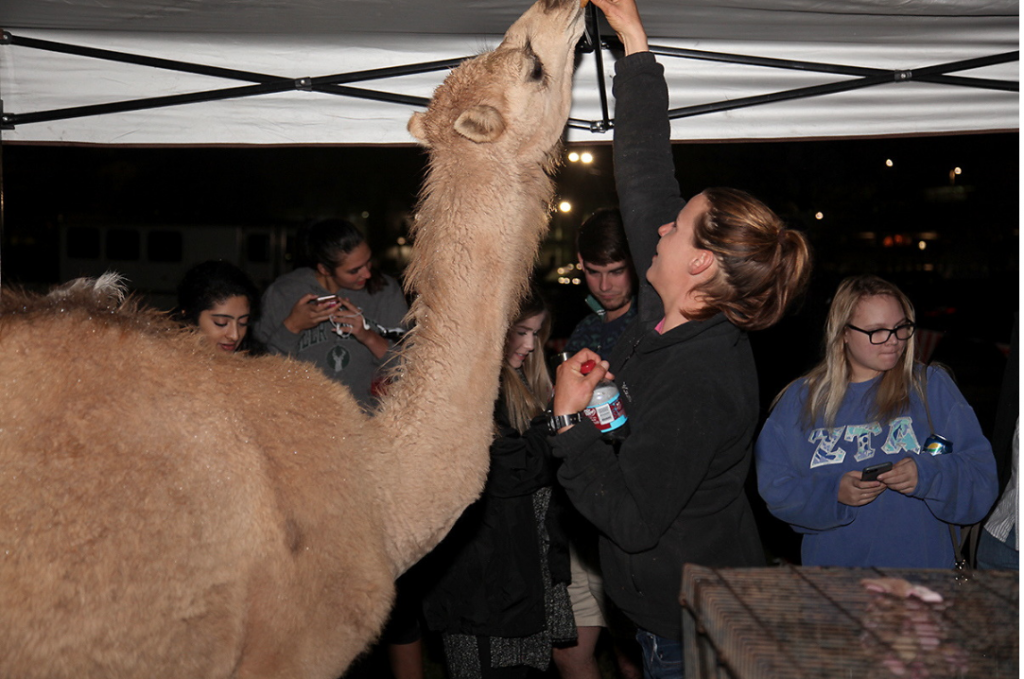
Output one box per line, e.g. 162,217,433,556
175,260,265,354
577,208,633,268
295,219,365,271
689,187,812,331
295,218,386,294
176,260,261,326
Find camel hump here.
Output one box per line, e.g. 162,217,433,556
1,272,130,316
0,271,177,337
47,272,128,308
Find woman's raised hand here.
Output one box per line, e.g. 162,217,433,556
590,0,649,55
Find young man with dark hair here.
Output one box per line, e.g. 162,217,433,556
564,208,638,357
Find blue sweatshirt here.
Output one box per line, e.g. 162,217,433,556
755,365,998,568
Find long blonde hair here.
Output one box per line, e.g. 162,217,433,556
796,275,921,429
501,288,552,433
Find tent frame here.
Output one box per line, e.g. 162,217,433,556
1,5,1017,134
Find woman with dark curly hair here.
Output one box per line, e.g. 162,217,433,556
176,259,264,355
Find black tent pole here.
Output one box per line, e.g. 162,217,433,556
665,50,1019,121
1,31,462,127
1,30,1017,132
583,2,612,133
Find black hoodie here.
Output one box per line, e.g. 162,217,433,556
551,51,765,640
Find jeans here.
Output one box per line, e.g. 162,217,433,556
977,525,1019,570
635,628,683,679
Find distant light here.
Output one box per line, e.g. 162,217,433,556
361,211,370,219
559,201,572,213
397,237,407,245
918,241,927,251
885,159,894,168
954,167,962,175
572,278,581,285
815,212,824,220
580,152,594,164
575,262,583,270
567,152,580,163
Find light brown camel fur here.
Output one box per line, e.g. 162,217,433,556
0,1,585,677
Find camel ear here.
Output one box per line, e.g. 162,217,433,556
407,112,431,147
454,105,506,143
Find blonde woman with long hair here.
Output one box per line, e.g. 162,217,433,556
756,275,998,568
422,288,575,679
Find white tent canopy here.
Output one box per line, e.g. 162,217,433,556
0,0,1018,145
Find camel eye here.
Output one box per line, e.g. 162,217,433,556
523,40,545,82
529,56,545,82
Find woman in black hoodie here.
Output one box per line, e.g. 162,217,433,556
547,1,813,677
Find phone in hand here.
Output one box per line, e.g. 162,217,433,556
861,461,893,482
309,294,339,305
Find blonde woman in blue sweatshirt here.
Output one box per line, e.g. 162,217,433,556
756,275,998,568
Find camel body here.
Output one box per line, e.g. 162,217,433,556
0,0,585,676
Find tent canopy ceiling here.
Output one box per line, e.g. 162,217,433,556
3,0,1018,39
0,0,1018,145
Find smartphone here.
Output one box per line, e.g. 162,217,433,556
861,461,893,482
309,294,339,305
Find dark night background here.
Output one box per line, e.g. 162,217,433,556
1,133,1018,567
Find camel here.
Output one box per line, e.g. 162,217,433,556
0,1,586,677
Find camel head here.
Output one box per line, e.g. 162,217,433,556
408,0,586,168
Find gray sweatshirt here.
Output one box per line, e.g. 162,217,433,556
254,267,408,410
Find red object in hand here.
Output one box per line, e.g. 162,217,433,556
581,359,596,375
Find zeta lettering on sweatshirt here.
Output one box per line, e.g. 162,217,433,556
808,416,921,468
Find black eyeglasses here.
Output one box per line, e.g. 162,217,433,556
846,322,916,345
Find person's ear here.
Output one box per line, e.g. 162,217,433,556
689,250,714,275
316,262,330,277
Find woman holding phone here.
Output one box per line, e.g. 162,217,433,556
254,219,408,411
755,275,998,568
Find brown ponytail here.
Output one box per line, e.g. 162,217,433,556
689,187,812,331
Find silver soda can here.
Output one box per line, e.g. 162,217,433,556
924,434,953,456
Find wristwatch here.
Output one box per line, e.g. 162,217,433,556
547,410,585,435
